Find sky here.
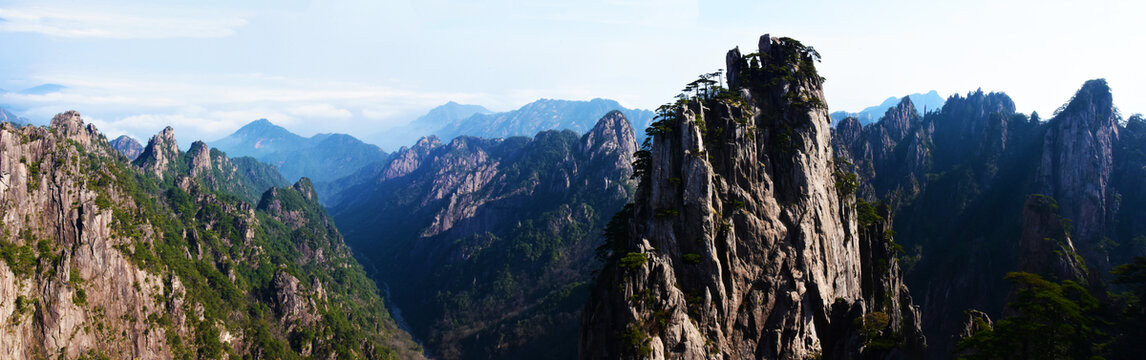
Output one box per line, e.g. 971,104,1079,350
0,0,1143,147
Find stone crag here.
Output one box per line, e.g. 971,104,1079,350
581,35,924,360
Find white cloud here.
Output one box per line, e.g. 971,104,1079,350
287,104,353,119
360,107,399,120
0,7,247,39
1,71,488,145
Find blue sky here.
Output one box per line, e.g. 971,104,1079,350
1,0,1143,147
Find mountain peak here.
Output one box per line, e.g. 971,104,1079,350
49,110,86,135
134,126,181,179
293,177,318,202
585,34,924,359
188,139,209,152
880,96,921,141
1036,78,1119,270
249,118,274,126
186,140,213,177
213,119,306,159
1057,79,1115,128
594,110,627,129
581,110,636,166
19,83,66,95
235,118,291,136
110,135,144,160
159,126,176,142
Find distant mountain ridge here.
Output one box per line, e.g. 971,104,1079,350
213,119,388,184
0,106,26,125
1,85,65,125
18,83,67,95
371,101,492,150
109,135,143,160
372,98,654,149
831,90,945,126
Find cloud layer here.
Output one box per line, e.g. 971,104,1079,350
0,7,247,39
1,73,485,148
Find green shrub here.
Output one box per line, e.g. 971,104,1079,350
73,287,88,306
619,252,648,270
94,193,114,210
0,241,36,277
856,199,884,226
622,324,653,356
682,253,702,264
856,311,889,345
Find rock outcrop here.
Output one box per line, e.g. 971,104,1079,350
854,203,927,358
1017,195,1089,283
1036,79,1119,270
133,126,180,179
581,34,924,359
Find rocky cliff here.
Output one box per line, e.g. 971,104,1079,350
134,126,181,179
581,34,924,359
0,112,420,359
1036,79,1119,270
331,112,638,359
833,97,932,203
829,87,1043,355
827,78,1146,356
1017,195,1089,283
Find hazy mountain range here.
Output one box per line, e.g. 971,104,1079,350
830,90,946,126
211,119,389,184
370,98,655,150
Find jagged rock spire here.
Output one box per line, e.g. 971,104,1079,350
134,126,180,179
1037,79,1119,270
582,34,925,359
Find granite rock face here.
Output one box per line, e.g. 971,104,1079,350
1017,195,1089,283
827,78,1139,355
133,126,180,180
1036,79,1119,269
0,112,172,359
581,35,924,360
0,112,421,359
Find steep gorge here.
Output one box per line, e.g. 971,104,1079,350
331,111,638,359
